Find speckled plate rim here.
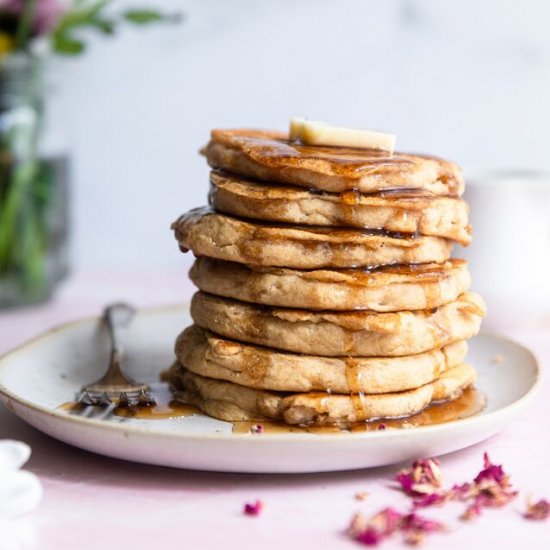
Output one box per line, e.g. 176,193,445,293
0,305,543,444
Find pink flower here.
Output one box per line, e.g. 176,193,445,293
1,0,65,34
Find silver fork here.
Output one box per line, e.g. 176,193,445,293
75,303,156,416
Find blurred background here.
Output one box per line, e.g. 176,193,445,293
52,0,549,271
0,0,549,318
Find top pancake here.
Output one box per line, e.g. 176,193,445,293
205,129,464,196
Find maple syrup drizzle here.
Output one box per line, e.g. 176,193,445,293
344,357,367,418
208,132,463,195
190,257,469,315
208,172,464,238
231,387,485,434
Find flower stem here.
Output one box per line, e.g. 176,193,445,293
15,0,38,51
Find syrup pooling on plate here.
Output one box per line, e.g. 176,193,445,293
114,401,199,419
59,401,200,419
58,383,201,420
231,387,486,434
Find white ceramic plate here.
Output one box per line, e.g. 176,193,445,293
0,306,541,473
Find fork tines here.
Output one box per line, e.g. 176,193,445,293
76,389,156,408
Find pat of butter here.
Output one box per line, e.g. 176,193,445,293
289,117,395,153
289,116,307,141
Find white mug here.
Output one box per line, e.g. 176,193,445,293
462,172,550,329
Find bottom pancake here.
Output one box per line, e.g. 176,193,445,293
170,363,477,426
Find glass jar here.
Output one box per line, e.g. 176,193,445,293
0,54,69,308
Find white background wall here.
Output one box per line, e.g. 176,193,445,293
50,0,550,270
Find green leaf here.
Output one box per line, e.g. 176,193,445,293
123,9,179,25
49,2,181,57
50,0,111,56
52,34,86,56
91,17,116,35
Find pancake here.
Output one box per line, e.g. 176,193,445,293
190,291,485,356
172,209,452,269
175,325,467,394
189,257,471,312
209,171,472,245
171,363,477,426
205,129,464,195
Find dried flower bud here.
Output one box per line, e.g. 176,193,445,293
396,458,443,499
347,508,444,546
524,498,550,521
243,500,263,516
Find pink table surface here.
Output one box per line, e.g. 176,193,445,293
0,270,548,550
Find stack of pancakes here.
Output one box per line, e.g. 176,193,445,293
169,129,486,427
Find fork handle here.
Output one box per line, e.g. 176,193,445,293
105,303,136,362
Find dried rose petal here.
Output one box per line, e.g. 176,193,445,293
378,424,387,431
243,500,263,516
460,497,483,521
401,512,446,533
396,458,444,500
348,508,445,547
413,492,448,508
400,512,445,546
412,459,441,488
474,452,506,486
403,530,425,546
524,498,550,521
449,482,473,501
476,481,518,508
250,424,264,434
454,452,517,519
356,527,381,546
373,507,403,534
416,459,443,486
348,508,403,546
396,471,416,495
